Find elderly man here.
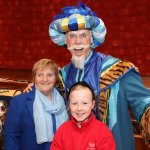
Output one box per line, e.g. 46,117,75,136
49,2,150,150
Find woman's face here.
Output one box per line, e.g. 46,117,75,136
34,67,57,97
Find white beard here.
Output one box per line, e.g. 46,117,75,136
71,55,85,69
67,44,90,69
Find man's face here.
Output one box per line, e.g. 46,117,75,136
65,29,93,59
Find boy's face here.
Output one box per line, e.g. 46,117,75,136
69,87,95,123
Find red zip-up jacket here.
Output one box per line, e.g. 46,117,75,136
51,114,116,150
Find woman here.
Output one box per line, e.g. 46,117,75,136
4,59,69,150
51,81,116,150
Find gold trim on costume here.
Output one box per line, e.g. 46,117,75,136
77,15,85,29
100,61,139,90
99,60,139,123
62,18,69,32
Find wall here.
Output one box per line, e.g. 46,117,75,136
0,0,150,75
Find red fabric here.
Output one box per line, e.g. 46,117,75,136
0,0,150,75
51,114,116,150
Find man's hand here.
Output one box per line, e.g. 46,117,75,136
23,83,34,93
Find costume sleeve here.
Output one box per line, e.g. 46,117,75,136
121,70,150,145
4,97,21,150
98,124,116,150
140,107,150,146
50,128,63,150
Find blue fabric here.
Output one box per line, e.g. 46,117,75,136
120,71,150,123
51,114,56,134
49,2,106,48
108,81,119,130
63,50,106,95
68,17,78,31
33,87,68,144
53,2,97,20
111,71,150,150
4,86,66,150
60,51,150,150
49,16,106,48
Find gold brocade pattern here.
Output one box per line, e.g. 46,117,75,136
55,73,65,98
99,89,110,123
62,18,69,32
100,61,139,90
99,60,139,123
140,107,150,146
61,14,85,32
77,15,85,29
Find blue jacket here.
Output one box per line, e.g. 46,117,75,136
4,86,51,150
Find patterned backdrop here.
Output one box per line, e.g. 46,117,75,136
0,0,150,75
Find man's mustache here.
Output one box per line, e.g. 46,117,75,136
67,44,90,51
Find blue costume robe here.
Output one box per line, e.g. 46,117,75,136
59,50,150,150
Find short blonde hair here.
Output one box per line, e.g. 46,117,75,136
32,59,59,79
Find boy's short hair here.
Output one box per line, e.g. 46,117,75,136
67,81,95,101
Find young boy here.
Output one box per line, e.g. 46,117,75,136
50,81,116,150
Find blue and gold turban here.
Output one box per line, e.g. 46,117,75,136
49,2,107,49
